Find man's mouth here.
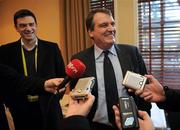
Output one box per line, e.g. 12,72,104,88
104,32,115,37
24,32,33,35
23,32,34,37
105,34,115,39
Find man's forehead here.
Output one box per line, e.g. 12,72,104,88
17,22,35,25
16,16,35,23
94,16,114,25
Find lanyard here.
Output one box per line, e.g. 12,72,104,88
21,46,38,76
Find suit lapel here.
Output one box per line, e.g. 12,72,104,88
16,41,25,74
84,46,96,77
115,44,133,77
36,39,46,74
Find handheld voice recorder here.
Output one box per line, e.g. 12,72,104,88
119,96,139,130
122,71,147,90
70,77,95,100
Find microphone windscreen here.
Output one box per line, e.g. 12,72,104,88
65,59,86,78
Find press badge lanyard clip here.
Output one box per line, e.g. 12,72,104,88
21,46,38,102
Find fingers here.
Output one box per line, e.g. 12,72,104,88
112,105,121,130
144,95,153,102
135,89,143,95
112,105,120,117
78,93,95,105
69,95,78,105
83,93,95,108
44,78,65,94
135,87,151,98
128,89,135,93
54,78,64,86
58,87,66,93
87,93,95,102
66,93,95,117
145,75,157,84
138,110,149,120
145,75,153,80
139,90,151,98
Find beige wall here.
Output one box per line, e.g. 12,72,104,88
0,0,61,47
0,0,138,48
115,0,138,46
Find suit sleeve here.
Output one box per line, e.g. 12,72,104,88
157,88,180,111
0,64,45,96
53,44,66,77
134,46,148,75
60,115,91,130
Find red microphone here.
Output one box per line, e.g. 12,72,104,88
57,59,86,92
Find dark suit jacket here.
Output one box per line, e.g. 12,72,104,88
71,44,152,121
0,39,66,130
59,115,91,130
157,88,180,130
157,88,180,111
0,64,45,96
0,64,45,130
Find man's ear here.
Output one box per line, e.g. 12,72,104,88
14,25,19,33
88,30,93,39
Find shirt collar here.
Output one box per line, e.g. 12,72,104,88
94,44,117,60
21,38,38,51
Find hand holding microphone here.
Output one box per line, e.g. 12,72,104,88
47,59,86,117
56,59,86,92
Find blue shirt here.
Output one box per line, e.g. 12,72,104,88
93,44,128,125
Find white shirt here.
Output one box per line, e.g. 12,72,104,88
21,38,38,51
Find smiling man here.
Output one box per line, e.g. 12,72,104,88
70,8,151,130
0,9,65,130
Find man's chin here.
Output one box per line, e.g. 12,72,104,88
24,36,36,40
106,40,115,44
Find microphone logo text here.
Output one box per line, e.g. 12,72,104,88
67,62,78,73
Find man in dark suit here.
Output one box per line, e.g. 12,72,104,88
0,64,63,130
71,8,151,130
0,9,65,130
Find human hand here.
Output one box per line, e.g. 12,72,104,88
44,78,64,94
112,105,122,130
113,105,155,130
135,75,166,102
65,93,95,118
138,110,155,130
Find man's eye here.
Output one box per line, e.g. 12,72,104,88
29,23,35,27
111,22,115,26
18,24,26,28
99,24,108,28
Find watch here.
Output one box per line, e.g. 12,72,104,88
163,86,169,95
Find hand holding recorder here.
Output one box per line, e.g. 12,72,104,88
135,75,166,102
113,104,154,130
65,93,95,118
122,71,147,90
118,97,139,130
70,77,95,100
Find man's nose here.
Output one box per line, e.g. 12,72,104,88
22,23,33,30
25,24,32,30
107,25,116,32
